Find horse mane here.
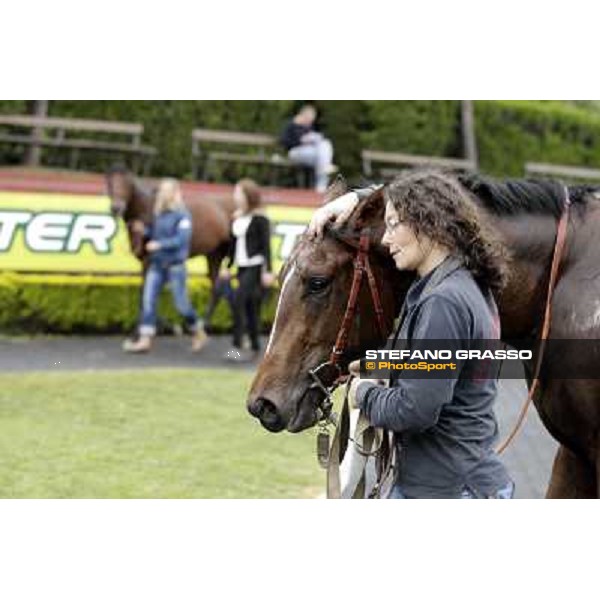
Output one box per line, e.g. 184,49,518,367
458,173,595,218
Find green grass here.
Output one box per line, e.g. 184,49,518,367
0,369,324,498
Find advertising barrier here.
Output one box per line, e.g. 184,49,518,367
0,191,312,275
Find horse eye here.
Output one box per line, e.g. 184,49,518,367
307,277,331,294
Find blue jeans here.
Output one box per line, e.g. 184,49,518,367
288,137,334,192
387,481,515,499
140,263,199,336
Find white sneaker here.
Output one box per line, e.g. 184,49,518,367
191,328,209,352
123,335,152,353
224,348,258,363
224,348,245,363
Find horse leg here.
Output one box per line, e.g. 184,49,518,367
545,444,597,498
204,241,231,330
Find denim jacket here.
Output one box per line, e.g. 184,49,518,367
148,209,193,267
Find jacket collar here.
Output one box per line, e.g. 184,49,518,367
405,255,464,310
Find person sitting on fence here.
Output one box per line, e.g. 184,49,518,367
280,104,336,193
123,178,208,353
222,179,275,362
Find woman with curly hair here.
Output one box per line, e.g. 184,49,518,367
308,171,514,499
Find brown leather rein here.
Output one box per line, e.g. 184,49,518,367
308,233,387,423
495,186,571,453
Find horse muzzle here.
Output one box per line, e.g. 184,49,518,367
247,396,286,432
247,385,323,433
110,200,126,217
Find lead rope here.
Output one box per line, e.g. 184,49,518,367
495,187,571,454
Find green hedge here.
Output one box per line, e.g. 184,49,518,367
5,100,600,181
362,101,462,158
363,100,600,177
0,273,279,335
48,100,297,179
475,100,600,176
4,100,600,180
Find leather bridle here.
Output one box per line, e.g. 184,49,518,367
308,233,387,423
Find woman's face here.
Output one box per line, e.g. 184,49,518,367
381,202,433,272
233,184,248,212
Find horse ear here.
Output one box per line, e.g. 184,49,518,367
321,174,348,204
348,187,385,231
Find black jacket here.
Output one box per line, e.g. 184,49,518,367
227,213,272,272
356,257,512,498
279,121,312,151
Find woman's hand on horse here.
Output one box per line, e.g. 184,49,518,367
145,240,161,252
307,192,360,239
131,220,146,234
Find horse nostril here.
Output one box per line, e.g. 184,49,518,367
249,397,285,432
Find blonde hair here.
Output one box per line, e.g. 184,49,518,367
155,178,184,215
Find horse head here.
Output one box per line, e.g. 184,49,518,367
106,164,136,219
247,180,410,433
105,165,154,260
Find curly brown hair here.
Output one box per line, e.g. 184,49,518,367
384,171,509,294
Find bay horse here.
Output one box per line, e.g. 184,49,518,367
248,175,600,498
105,166,233,327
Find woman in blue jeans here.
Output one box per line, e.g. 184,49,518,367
123,178,207,353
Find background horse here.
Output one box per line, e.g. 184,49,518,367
106,166,233,329
248,175,600,498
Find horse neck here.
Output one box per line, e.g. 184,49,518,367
490,211,561,341
130,181,154,224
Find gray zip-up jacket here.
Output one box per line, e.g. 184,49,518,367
355,257,512,498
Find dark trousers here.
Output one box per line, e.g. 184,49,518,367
204,275,236,330
232,266,262,351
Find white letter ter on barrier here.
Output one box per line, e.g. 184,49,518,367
67,215,117,253
275,223,307,259
26,213,73,252
0,212,31,251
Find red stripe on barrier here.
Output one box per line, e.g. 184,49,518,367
0,168,323,207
